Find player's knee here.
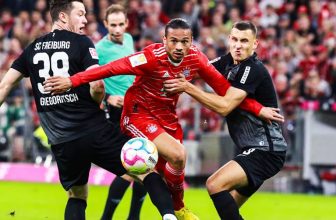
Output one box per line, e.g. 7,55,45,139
68,184,88,200
206,176,217,194
206,176,227,194
169,147,186,168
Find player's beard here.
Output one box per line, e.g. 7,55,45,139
167,52,183,64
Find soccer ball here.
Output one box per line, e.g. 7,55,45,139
121,137,159,175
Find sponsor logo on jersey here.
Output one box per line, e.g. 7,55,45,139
162,71,170,78
240,66,250,84
89,48,98,59
146,124,158,133
182,68,190,77
129,53,147,67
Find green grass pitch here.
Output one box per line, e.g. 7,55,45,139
0,181,335,219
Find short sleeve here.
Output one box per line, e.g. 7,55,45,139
11,48,29,77
78,35,99,69
230,63,263,96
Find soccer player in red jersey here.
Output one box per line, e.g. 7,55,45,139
44,18,283,220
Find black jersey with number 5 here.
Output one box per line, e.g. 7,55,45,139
11,30,106,145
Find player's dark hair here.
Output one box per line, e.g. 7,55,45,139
232,21,258,37
164,18,192,37
105,4,127,21
49,0,83,23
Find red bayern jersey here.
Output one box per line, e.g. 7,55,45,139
70,43,262,128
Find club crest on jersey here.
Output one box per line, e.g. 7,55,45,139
146,124,158,133
182,68,190,77
89,48,98,59
129,53,147,67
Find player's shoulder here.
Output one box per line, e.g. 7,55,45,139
242,53,267,73
144,43,164,53
27,31,51,47
209,53,231,72
188,44,202,55
55,30,93,45
143,43,166,59
209,54,228,65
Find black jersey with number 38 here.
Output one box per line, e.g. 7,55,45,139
11,30,106,145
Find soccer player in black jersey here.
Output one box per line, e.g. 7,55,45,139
0,1,176,220
164,21,287,219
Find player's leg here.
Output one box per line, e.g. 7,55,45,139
127,181,147,220
132,172,176,220
101,176,131,220
153,132,199,219
207,149,286,220
152,133,186,209
103,106,147,220
229,190,249,207
123,117,198,219
51,136,93,220
206,160,247,220
93,122,176,219
66,184,89,220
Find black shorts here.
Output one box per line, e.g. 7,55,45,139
51,122,129,191
234,149,286,197
107,105,123,125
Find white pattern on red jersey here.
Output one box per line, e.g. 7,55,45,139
121,44,228,131
70,43,262,132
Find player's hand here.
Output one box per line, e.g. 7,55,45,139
107,95,124,108
90,80,105,104
258,107,284,124
43,76,72,95
163,73,189,94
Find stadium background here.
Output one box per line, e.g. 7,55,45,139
0,0,336,219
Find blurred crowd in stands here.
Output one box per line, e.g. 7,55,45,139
1,0,336,162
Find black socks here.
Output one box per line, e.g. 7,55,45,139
65,198,87,220
142,172,175,217
101,176,130,220
127,181,147,220
210,190,243,220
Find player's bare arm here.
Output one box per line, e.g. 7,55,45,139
89,80,105,103
165,75,246,116
164,74,284,123
87,65,105,103
0,69,24,105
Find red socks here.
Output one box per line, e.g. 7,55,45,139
164,163,185,210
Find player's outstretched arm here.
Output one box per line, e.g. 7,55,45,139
164,74,284,123
86,64,106,104
0,68,24,105
44,55,144,94
164,75,245,116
